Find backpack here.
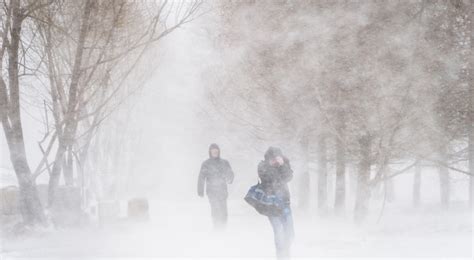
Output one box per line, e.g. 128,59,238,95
244,182,285,216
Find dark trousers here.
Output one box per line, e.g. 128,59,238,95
268,206,294,259
208,195,228,229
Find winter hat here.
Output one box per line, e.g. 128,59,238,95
208,143,220,158
264,146,283,161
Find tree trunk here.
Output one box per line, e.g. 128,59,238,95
317,134,328,214
468,0,473,208
63,145,74,186
298,135,310,210
334,122,346,212
48,0,93,207
6,135,46,225
48,143,66,207
413,161,421,207
354,135,371,223
438,145,450,208
0,0,46,225
299,169,310,210
470,105,473,207
385,176,395,202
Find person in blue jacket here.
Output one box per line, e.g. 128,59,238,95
258,147,294,259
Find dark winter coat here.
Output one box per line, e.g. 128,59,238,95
258,147,293,204
198,144,234,198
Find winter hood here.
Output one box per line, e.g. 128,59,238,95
264,146,283,161
208,143,220,158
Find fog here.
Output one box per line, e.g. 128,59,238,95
0,0,472,259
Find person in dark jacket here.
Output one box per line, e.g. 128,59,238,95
198,143,234,229
258,147,294,259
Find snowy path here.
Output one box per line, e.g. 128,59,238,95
1,199,472,259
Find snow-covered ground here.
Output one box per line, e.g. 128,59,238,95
1,198,472,259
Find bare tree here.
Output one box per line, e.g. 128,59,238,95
1,0,204,225
0,0,52,225
208,1,468,222
31,0,203,208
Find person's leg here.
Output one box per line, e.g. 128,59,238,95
221,196,228,226
208,196,219,227
268,215,287,259
215,196,227,229
281,207,295,256
209,196,227,229
283,207,294,241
